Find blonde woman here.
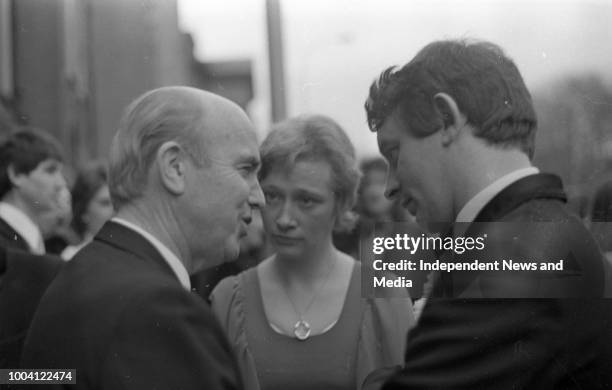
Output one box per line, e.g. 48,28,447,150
212,114,414,390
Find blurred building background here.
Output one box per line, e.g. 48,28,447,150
1,0,612,212
0,0,254,170
534,74,612,210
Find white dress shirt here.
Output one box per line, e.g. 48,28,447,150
414,167,541,308
454,167,540,235
112,217,191,290
0,202,45,254
60,233,93,261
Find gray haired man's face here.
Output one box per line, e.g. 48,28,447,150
179,116,264,270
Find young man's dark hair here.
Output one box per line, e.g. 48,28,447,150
0,127,65,253
365,39,537,158
0,127,63,199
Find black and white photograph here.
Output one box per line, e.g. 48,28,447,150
1,0,612,388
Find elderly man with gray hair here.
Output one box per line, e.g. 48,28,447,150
21,87,264,389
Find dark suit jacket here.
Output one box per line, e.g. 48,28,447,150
0,247,63,370
21,221,242,390
0,217,29,252
381,174,612,389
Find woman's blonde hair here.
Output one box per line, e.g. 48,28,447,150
259,114,361,232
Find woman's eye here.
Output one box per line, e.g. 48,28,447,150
299,197,314,207
264,192,280,203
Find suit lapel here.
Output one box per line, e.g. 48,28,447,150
473,173,566,223
434,173,568,297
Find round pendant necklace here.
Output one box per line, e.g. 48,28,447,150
279,260,335,341
293,319,311,341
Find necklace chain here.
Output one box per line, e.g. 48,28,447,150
277,259,335,340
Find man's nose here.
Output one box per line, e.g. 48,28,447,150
248,179,265,209
384,172,400,200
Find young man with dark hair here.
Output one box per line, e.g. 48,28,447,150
0,128,66,254
364,39,612,389
0,128,66,371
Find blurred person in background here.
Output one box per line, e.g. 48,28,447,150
61,161,114,260
590,181,612,263
0,126,66,372
335,156,431,302
211,114,414,390
357,157,436,302
41,184,76,255
22,86,263,389
333,157,392,258
0,127,66,254
358,157,395,222
333,157,393,257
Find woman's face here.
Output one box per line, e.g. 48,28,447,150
84,184,114,236
260,159,338,259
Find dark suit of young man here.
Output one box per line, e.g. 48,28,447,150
382,174,612,389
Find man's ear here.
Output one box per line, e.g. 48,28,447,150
434,92,467,145
7,164,25,189
156,141,187,196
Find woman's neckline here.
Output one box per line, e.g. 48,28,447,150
254,259,358,340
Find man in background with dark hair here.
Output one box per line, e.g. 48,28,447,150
364,39,612,389
0,128,65,372
0,128,67,254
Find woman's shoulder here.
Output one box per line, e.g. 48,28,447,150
336,250,359,276
210,266,262,333
211,265,260,302
339,254,409,300
211,274,238,297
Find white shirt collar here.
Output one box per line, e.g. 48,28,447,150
111,217,191,290
0,202,45,254
454,167,540,235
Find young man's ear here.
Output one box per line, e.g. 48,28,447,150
156,141,187,196
7,164,25,189
434,92,467,145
